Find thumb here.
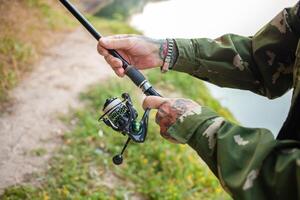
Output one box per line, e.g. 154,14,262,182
143,96,166,110
99,37,132,50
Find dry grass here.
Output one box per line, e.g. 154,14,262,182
0,0,75,103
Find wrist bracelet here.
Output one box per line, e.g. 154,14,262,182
161,39,175,73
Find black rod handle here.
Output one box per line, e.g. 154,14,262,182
59,0,160,96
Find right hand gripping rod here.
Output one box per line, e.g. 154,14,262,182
59,0,161,97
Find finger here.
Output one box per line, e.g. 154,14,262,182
97,44,110,57
104,55,123,68
104,55,124,76
142,96,167,110
115,67,125,77
105,34,133,39
99,37,134,50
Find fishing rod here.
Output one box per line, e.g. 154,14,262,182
59,0,161,165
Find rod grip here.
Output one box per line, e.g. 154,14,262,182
125,65,146,87
125,66,161,96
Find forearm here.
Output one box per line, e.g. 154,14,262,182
167,107,300,199
171,2,300,99
172,36,260,93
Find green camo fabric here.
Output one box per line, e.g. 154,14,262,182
169,2,300,199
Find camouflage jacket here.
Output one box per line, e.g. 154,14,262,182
169,2,300,199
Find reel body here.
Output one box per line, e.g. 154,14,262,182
99,93,150,165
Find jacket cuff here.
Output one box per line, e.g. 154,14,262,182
172,39,198,73
167,106,219,144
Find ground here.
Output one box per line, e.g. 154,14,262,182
0,28,113,194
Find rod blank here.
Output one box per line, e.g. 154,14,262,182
59,0,130,66
59,0,101,40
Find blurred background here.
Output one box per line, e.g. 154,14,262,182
0,0,297,199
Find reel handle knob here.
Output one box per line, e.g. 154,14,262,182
112,154,123,165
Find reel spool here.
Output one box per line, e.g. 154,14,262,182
99,93,150,165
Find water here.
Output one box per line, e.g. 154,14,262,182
130,0,298,135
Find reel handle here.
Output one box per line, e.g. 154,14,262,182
113,137,131,165
112,155,123,165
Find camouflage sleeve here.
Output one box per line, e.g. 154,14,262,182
172,3,300,99
167,106,300,199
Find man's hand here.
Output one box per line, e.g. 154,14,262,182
97,35,167,77
143,96,201,143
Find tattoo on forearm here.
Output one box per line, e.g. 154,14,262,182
171,99,192,115
155,99,198,142
137,36,167,63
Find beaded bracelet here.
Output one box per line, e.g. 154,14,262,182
161,39,175,73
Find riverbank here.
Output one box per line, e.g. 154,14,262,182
0,0,111,106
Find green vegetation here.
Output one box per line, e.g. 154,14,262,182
1,75,232,199
25,0,75,29
0,0,74,103
96,0,161,21
88,16,142,35
0,37,34,95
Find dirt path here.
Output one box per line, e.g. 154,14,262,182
0,28,113,193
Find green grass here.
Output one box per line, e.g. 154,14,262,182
26,0,75,30
0,0,75,103
0,36,35,101
95,0,150,21
89,16,142,35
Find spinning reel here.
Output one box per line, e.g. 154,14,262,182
99,93,150,165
